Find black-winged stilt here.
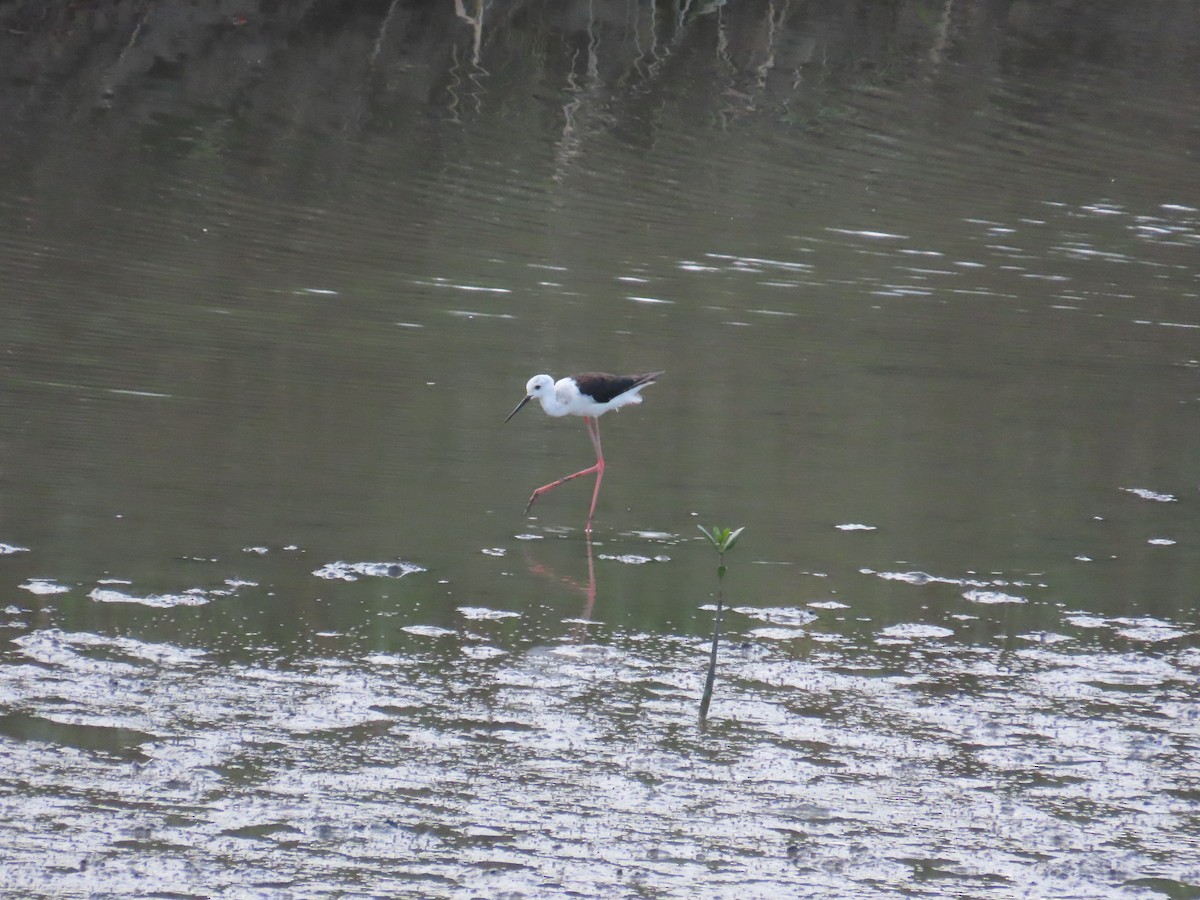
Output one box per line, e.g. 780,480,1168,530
505,371,663,534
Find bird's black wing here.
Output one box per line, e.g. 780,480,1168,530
572,371,663,404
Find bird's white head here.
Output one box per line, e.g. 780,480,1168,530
504,373,557,423
525,374,555,398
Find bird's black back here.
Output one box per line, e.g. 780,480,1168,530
572,371,663,404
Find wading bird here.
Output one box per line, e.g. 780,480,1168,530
505,371,663,534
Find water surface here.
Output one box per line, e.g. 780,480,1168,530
1,1,1198,897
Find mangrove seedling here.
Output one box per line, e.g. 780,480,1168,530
697,524,745,726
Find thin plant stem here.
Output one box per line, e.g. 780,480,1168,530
698,551,724,726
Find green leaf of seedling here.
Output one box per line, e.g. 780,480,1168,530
724,526,746,552
699,524,747,553
717,563,727,580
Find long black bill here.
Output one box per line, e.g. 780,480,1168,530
504,394,533,423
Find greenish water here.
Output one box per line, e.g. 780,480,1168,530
1,2,1198,897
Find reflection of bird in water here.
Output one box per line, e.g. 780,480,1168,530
505,371,663,534
522,537,597,638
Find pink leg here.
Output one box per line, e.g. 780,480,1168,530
524,416,606,533
584,416,605,534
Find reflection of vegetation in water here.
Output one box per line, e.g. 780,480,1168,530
697,524,744,727
2,0,1193,145
777,102,858,132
